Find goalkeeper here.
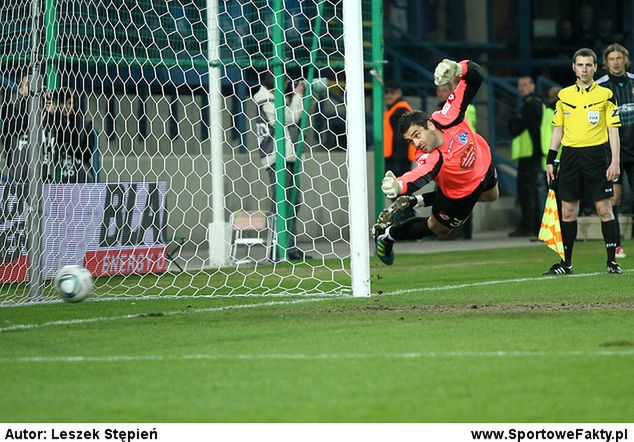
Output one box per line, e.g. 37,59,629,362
374,59,499,265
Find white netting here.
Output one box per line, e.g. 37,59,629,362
0,0,367,304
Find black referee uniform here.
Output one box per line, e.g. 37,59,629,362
597,71,634,246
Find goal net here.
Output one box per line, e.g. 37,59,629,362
0,0,370,304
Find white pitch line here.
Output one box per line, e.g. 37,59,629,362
1,350,633,364
382,269,634,296
0,297,332,333
2,269,633,334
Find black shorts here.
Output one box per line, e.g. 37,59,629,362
432,162,498,229
557,145,613,202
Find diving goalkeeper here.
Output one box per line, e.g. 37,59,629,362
375,59,499,265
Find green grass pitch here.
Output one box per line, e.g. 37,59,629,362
1,240,633,422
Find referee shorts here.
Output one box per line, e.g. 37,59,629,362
557,144,613,202
432,161,498,229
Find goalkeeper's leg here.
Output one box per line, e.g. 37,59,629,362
375,216,440,265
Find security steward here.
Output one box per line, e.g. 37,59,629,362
384,82,415,177
508,75,552,237
544,48,622,275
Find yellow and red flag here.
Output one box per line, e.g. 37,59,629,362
538,189,565,259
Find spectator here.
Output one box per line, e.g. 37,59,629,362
543,48,622,275
579,3,596,47
546,86,562,109
1,77,94,184
384,81,414,177
542,19,579,85
596,43,634,259
557,20,576,50
252,71,309,261
508,75,550,237
435,83,453,107
0,74,31,183
53,87,95,183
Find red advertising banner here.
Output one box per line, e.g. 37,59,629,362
84,247,167,276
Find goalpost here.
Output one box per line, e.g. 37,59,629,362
0,0,372,304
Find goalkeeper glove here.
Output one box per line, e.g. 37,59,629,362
381,170,403,199
434,59,463,85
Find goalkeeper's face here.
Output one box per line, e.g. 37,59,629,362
403,121,443,154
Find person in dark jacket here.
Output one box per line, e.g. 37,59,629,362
508,75,546,237
1,77,93,183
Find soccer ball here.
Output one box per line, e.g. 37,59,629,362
53,265,94,303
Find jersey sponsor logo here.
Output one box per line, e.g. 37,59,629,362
441,101,452,115
458,132,469,145
588,110,600,125
438,212,451,221
619,103,634,113
459,143,476,170
416,153,429,167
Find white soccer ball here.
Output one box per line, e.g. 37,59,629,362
53,265,94,303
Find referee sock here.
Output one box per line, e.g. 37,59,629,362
601,219,618,263
390,217,434,240
561,220,577,266
612,204,621,247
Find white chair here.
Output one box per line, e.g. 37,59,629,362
229,210,276,264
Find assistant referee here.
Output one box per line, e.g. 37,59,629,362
544,48,622,275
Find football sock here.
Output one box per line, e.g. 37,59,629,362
560,220,577,266
601,219,618,263
389,217,433,240
417,191,437,207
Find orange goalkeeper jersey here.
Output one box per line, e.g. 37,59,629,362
397,60,492,199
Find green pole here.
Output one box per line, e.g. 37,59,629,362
44,0,60,182
290,0,326,213
371,0,384,218
272,0,289,260
44,0,58,90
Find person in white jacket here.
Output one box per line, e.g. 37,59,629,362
253,72,310,261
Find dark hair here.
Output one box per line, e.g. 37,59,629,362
384,81,401,92
518,74,535,84
572,48,597,64
398,110,431,135
603,43,631,69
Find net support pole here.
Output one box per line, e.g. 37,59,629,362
290,0,326,210
371,0,385,219
27,0,45,302
44,0,58,90
343,0,371,297
272,0,290,260
207,0,229,267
